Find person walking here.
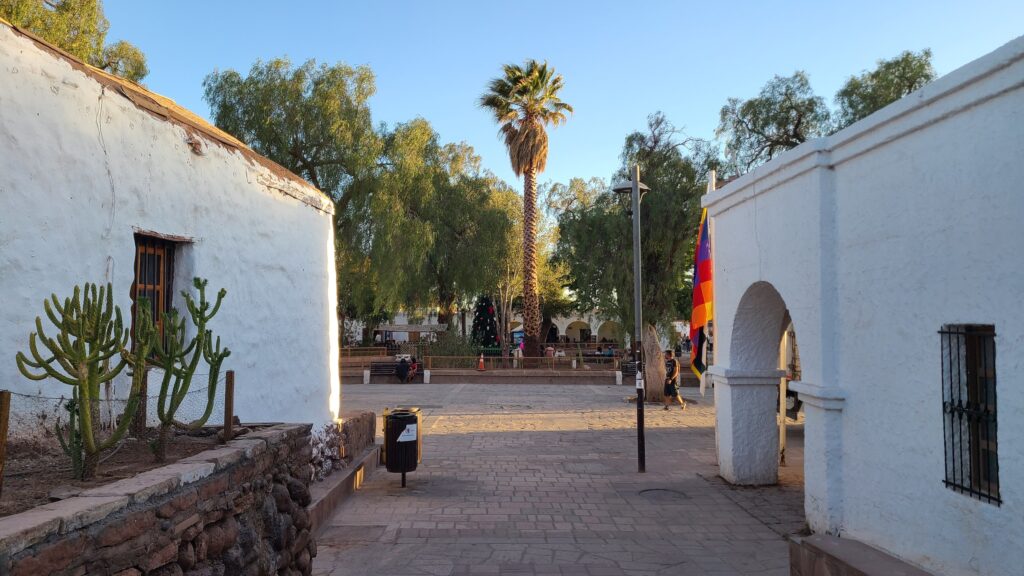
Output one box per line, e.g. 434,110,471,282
663,350,686,410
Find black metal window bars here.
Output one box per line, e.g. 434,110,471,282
940,324,999,505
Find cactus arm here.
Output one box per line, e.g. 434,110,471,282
24,332,79,385
16,351,51,381
182,336,230,429
204,289,227,321
96,358,128,383
156,364,174,422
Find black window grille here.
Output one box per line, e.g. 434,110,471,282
940,324,999,504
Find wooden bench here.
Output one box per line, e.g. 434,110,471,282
370,362,398,376
367,361,424,383
621,361,638,377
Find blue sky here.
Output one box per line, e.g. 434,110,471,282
105,0,1023,188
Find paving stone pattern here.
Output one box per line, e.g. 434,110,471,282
316,384,805,576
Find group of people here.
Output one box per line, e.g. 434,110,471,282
395,356,418,383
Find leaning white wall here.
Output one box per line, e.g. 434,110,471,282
705,35,1024,575
0,24,339,432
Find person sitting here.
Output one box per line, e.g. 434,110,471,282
395,357,410,383
407,357,419,383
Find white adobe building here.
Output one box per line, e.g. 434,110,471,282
0,20,340,433
706,36,1023,575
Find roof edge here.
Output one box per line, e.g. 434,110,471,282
0,17,334,215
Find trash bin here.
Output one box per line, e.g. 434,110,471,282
383,407,421,487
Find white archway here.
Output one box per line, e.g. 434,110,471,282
565,320,591,343
597,321,622,343
711,281,790,486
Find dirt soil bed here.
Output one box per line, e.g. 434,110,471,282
0,429,227,517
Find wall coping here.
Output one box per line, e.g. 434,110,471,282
707,365,785,386
789,380,847,411
0,423,310,559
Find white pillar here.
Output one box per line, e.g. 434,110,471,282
790,380,846,534
362,369,370,385
710,366,783,485
423,370,431,384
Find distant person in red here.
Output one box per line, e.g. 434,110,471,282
663,350,686,410
407,357,419,383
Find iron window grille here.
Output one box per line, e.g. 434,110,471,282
940,324,999,504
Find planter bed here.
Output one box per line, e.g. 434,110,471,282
0,423,316,576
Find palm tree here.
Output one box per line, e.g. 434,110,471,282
480,60,572,354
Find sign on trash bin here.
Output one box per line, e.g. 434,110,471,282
397,424,417,442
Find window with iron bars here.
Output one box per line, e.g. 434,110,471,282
940,324,999,504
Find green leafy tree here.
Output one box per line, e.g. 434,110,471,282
0,0,148,81
555,113,710,399
716,71,830,173
835,49,936,129
488,183,523,346
342,119,513,326
204,57,386,337
480,60,572,354
203,58,381,201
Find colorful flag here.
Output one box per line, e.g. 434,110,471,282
690,207,713,379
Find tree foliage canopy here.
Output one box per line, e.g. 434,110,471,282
337,119,513,325
716,71,830,172
835,49,936,129
555,113,710,335
715,50,937,174
0,0,148,81
203,58,381,204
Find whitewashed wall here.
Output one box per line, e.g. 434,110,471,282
704,36,1024,575
0,24,339,432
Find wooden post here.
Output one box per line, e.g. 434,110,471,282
0,390,10,498
223,370,235,443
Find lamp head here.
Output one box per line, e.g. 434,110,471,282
612,178,650,194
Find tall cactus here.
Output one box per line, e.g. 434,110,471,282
15,283,154,479
152,278,230,461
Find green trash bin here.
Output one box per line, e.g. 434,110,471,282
383,407,421,487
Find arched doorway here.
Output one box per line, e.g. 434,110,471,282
713,281,792,485
565,320,591,343
596,321,622,344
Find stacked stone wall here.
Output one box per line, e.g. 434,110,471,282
0,424,316,576
338,411,376,461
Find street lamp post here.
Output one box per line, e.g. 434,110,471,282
614,165,650,473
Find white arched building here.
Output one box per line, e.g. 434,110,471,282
705,37,1023,575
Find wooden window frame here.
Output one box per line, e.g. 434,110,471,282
132,234,176,345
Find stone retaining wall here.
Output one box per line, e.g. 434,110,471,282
338,411,376,461
0,424,316,576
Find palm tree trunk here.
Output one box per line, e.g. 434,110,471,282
521,167,541,355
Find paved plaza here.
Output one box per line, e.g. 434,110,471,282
314,383,804,576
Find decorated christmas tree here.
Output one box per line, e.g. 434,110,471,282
471,295,500,349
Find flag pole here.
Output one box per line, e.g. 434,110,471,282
697,171,716,397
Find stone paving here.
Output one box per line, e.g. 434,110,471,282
315,383,805,576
